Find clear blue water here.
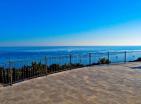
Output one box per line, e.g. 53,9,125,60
0,46,141,68
0,46,141,55
0,46,141,51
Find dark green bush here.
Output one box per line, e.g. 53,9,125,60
61,64,71,70
31,62,46,75
98,57,111,64
48,64,61,72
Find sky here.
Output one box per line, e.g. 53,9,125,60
0,0,141,46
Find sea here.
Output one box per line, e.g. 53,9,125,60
0,46,141,68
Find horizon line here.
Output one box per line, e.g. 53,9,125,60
0,45,141,47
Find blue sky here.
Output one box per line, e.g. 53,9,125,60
0,0,141,46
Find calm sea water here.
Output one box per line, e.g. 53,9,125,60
0,46,141,53
0,46,141,67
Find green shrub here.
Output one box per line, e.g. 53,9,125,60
98,57,111,64
31,62,46,75
15,70,22,79
49,64,61,72
61,64,71,70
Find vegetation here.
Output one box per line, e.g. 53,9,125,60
98,57,111,64
0,57,112,85
0,62,84,85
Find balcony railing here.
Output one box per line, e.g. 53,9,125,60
0,51,141,86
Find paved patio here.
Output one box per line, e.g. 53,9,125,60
0,62,141,104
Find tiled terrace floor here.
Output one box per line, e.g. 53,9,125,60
0,62,141,104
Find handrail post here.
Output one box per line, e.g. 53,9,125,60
69,54,72,70
124,51,127,63
69,54,72,65
79,54,82,64
108,51,110,64
45,56,48,77
89,53,92,66
9,60,13,86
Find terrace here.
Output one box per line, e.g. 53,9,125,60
0,62,141,104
